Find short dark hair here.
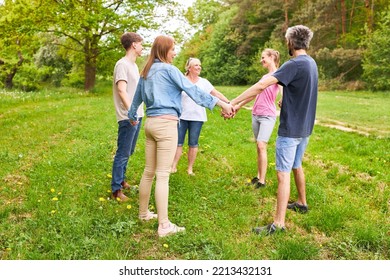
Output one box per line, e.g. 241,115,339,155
120,32,143,50
285,25,313,50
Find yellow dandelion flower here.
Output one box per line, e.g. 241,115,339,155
163,244,169,248
50,188,55,193
149,205,155,211
51,210,56,214
116,197,121,202
127,205,132,209
246,179,251,183
99,197,106,202
57,192,62,195
52,197,58,201
107,174,112,178
107,189,111,193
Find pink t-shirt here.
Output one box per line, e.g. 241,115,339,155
252,73,279,117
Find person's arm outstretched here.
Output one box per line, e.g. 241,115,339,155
230,75,278,106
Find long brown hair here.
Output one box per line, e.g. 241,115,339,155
140,35,175,78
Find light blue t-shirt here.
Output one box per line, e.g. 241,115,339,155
128,60,219,121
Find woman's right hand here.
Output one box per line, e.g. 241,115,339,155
219,101,235,119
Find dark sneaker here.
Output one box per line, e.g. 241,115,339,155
287,202,308,213
255,182,266,189
249,177,266,188
252,223,285,235
250,177,259,185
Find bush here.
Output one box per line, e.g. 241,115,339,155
314,47,363,81
362,9,390,91
34,44,72,87
61,71,85,89
13,64,42,92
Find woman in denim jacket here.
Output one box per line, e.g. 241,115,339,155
128,35,233,237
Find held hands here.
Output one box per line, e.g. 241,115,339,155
220,102,235,120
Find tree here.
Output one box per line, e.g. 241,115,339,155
180,0,389,86
1,0,176,91
362,8,390,91
38,0,175,91
0,0,41,89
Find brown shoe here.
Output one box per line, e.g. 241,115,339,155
121,181,131,190
112,190,129,202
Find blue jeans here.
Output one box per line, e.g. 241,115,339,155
276,136,309,172
177,120,204,147
111,118,142,192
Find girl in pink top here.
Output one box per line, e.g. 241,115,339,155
234,49,282,188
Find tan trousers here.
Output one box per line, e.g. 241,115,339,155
138,118,178,225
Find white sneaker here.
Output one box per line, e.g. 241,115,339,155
158,222,185,237
139,211,158,221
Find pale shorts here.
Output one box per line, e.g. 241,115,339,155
276,136,310,172
252,115,277,143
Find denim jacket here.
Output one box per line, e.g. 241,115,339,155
128,59,219,121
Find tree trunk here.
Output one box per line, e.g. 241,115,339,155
283,0,289,33
349,0,356,31
340,0,346,35
84,58,96,91
83,36,98,91
5,51,24,89
340,0,347,47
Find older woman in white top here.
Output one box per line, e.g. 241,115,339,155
171,58,229,175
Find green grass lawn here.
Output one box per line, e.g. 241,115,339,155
0,86,389,260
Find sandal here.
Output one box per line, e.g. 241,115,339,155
158,222,185,237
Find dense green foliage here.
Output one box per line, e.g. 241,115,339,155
0,0,390,90
0,0,174,91
0,86,389,260
177,0,390,89
362,9,390,91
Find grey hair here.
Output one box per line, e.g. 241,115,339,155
285,25,313,50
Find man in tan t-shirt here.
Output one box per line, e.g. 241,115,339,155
111,32,144,202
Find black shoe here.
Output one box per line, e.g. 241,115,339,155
252,223,285,235
287,202,308,213
250,177,266,188
255,182,266,189
250,177,259,185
